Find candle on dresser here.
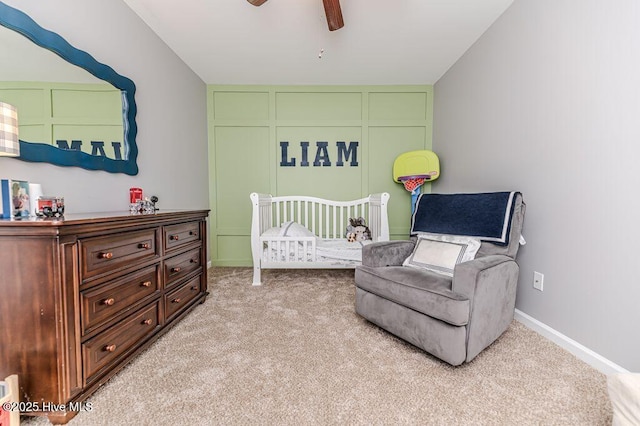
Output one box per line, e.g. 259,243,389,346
28,183,43,217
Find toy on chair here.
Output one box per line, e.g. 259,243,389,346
393,150,440,214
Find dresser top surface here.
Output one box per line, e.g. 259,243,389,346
0,209,210,234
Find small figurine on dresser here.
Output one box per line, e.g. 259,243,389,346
37,196,65,218
139,197,158,213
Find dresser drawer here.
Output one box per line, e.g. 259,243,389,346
164,221,201,251
81,229,159,280
81,265,161,334
82,301,160,384
165,275,202,321
164,247,201,287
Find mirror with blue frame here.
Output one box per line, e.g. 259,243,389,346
0,1,138,175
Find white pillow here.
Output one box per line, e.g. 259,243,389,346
403,234,481,277
261,227,282,238
279,221,316,239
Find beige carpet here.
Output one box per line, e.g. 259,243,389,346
24,268,612,425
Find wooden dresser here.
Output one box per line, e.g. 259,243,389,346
0,209,209,424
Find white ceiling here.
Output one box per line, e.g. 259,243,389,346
122,0,514,85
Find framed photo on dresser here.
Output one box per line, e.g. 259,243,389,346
0,179,30,218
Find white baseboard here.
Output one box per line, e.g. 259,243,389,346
207,260,212,269
514,309,628,375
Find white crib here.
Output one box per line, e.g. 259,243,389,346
250,192,390,285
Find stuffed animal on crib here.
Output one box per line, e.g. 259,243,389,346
346,217,371,242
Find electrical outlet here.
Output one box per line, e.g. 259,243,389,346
533,271,544,291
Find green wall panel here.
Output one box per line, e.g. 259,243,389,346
216,236,252,266
51,88,121,119
17,125,46,143
369,92,428,121
276,92,362,121
208,86,433,266
213,91,269,121
0,88,46,121
214,126,271,235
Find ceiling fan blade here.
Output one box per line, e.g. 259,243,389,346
247,0,268,6
322,0,344,31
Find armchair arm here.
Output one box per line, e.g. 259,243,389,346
361,240,416,267
452,255,515,297
452,255,520,362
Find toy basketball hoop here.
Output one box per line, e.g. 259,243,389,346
393,150,440,214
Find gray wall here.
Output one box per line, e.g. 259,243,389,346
0,0,209,212
433,0,639,371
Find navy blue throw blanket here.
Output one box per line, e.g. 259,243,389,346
410,192,519,246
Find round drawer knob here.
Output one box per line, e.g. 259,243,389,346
170,235,179,241
142,318,152,325
171,267,181,273
190,258,197,264
141,281,152,287
99,252,113,259
104,344,117,352
172,298,181,304
190,286,198,291
102,298,115,306
139,243,150,249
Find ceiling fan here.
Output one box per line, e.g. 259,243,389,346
247,0,344,31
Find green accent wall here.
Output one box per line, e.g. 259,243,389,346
208,85,434,266
0,82,124,159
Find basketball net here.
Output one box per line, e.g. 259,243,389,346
400,177,426,194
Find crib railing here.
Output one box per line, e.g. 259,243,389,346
261,236,317,263
368,193,390,242
250,193,389,242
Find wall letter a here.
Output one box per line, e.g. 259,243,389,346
313,142,331,166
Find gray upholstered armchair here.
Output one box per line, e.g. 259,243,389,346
354,192,525,366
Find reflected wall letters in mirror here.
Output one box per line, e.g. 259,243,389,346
0,1,138,175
